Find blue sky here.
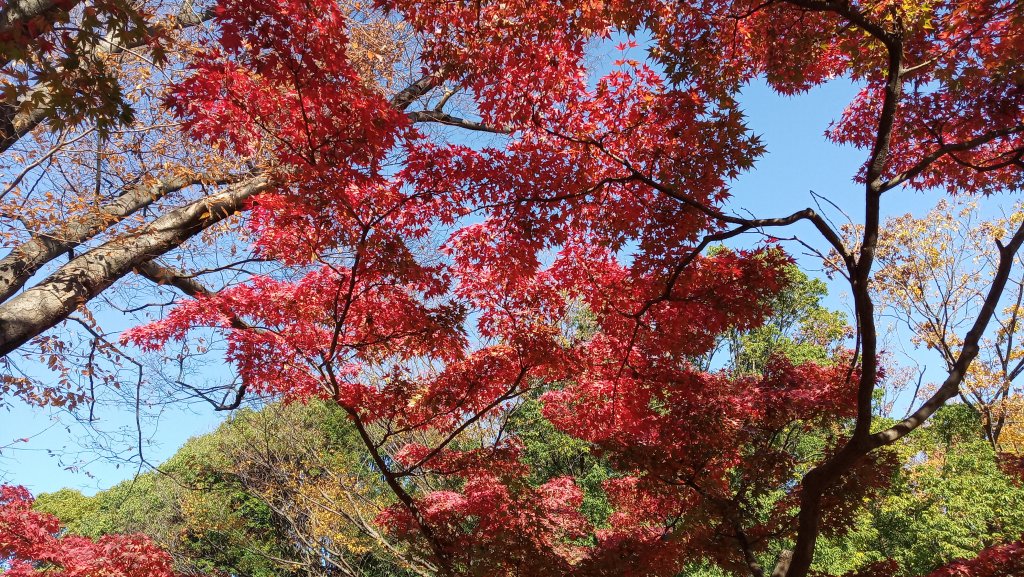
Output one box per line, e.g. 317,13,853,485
1,71,1013,497
1,379,225,495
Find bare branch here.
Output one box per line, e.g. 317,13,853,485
406,110,508,133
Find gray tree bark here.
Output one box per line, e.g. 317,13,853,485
0,175,271,356
0,176,210,303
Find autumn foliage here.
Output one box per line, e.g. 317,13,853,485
821,541,1024,577
0,485,174,577
109,0,1024,575
2,0,1024,576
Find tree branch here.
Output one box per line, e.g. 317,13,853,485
0,0,83,67
878,125,1024,193
0,174,272,356
0,175,229,304
406,110,508,133
871,220,1024,447
0,0,213,153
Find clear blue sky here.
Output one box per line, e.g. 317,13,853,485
1,72,1010,497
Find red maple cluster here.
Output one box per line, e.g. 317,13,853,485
0,485,175,577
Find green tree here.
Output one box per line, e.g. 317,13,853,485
699,257,849,375
35,401,423,577
507,396,614,531
814,404,1024,576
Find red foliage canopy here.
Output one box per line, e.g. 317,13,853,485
109,0,1024,576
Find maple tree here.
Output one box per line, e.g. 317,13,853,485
0,484,176,577
32,273,862,577
122,0,1024,575
0,0,411,411
3,0,1024,577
